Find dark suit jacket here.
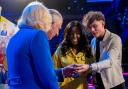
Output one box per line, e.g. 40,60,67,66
55,69,64,82
6,25,59,89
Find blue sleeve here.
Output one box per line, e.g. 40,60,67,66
30,31,59,89
55,68,64,82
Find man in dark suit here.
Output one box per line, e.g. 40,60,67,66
48,9,76,82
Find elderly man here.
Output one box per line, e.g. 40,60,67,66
48,9,76,82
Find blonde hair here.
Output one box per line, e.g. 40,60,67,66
18,1,52,32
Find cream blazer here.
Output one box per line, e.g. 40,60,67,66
91,29,125,89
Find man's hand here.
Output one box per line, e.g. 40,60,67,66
74,64,89,73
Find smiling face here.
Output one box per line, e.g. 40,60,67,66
70,26,81,46
48,20,62,40
51,20,63,38
47,9,63,40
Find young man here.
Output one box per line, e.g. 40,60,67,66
75,11,125,89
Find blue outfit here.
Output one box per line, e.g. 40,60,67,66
6,25,59,89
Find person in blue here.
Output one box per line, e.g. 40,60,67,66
6,1,59,89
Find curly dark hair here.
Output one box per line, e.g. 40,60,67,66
61,21,92,57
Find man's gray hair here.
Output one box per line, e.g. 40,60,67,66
49,9,63,23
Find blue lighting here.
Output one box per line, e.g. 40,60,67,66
87,0,113,2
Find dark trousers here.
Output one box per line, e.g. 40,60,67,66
96,83,125,89
95,76,125,89
95,73,105,89
110,83,125,89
